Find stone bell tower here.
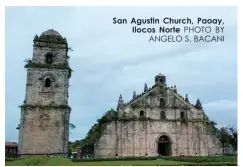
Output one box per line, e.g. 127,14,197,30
18,29,72,156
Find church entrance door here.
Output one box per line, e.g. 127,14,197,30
157,135,171,156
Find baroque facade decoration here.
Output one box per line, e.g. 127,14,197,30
94,73,221,157
18,29,71,156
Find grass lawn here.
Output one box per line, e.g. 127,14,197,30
5,158,194,166
5,156,237,166
70,160,195,166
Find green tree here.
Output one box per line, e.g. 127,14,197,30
78,109,118,153
217,127,231,149
229,126,237,152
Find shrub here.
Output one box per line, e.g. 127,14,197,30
161,156,237,163
24,61,73,78
135,162,237,166
5,158,15,161
72,156,157,162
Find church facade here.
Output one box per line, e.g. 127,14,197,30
94,73,221,157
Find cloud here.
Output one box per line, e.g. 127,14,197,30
203,100,237,127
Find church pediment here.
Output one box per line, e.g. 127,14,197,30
123,85,167,109
117,73,204,121
167,90,199,111
120,83,199,112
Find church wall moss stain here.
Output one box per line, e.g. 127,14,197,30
18,29,71,156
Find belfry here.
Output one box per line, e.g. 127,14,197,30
18,29,72,156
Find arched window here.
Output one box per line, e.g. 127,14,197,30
160,98,165,107
46,53,53,64
158,135,170,142
44,78,51,87
140,110,144,117
181,111,185,119
161,111,166,120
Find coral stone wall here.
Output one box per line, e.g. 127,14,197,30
94,120,221,157
18,108,70,154
25,68,69,106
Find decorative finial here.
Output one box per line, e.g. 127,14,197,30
119,94,123,102
34,35,38,41
117,94,124,109
144,83,148,92
133,91,137,99
174,85,177,93
185,94,189,102
195,98,202,110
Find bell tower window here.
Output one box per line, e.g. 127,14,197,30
44,78,51,87
46,53,53,64
140,110,145,117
